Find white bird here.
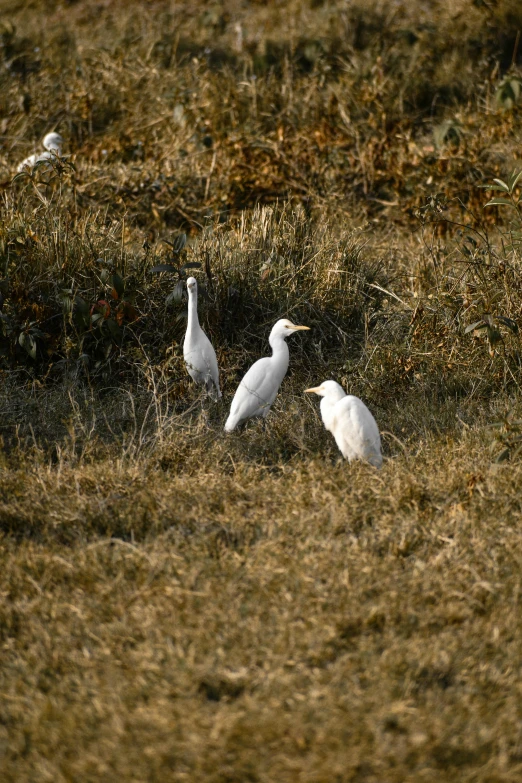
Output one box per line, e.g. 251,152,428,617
183,276,221,400
305,380,382,468
17,132,64,173
225,318,310,432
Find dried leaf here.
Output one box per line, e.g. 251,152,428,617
151,264,178,274
496,316,518,334
464,320,487,334
507,169,522,192
486,326,502,346
492,178,510,192
111,272,125,300
484,197,513,208
18,331,36,359
166,280,185,306
106,318,123,345
161,232,189,255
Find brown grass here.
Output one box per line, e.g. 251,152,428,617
3,427,522,781
2,0,522,780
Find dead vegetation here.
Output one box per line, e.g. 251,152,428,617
4,429,522,782
1,0,522,780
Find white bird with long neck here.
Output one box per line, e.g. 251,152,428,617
17,132,64,173
183,276,221,400
305,380,382,468
225,318,310,432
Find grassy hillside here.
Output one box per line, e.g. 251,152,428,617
1,0,522,780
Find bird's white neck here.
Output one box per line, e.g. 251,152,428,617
269,332,290,355
187,290,200,335
268,332,290,377
320,389,346,430
319,396,336,431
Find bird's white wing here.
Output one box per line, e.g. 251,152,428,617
17,151,55,173
227,357,281,427
199,331,221,398
183,327,221,399
17,154,38,172
333,395,382,467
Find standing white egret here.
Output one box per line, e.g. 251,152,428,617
225,318,310,432
17,132,64,173
183,276,221,400
305,380,382,468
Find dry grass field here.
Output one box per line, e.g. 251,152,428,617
2,0,522,780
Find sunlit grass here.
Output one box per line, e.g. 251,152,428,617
1,0,522,780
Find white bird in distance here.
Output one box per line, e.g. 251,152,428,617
17,132,64,173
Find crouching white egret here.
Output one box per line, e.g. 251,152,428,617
305,380,382,468
183,277,221,400
225,318,310,431
17,132,64,173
